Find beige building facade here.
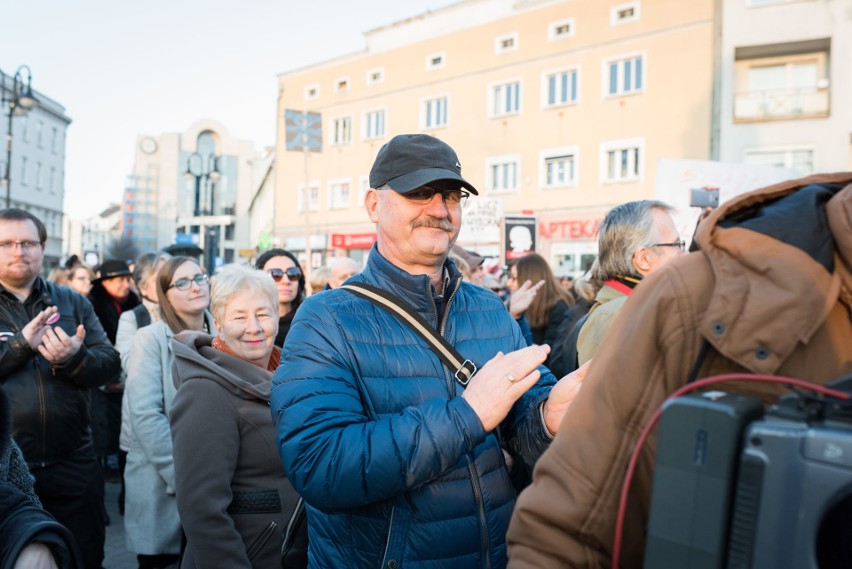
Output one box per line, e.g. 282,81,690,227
275,0,715,273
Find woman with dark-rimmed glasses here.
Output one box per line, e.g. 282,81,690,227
124,256,215,569
254,249,305,348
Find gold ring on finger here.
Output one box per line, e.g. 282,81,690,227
506,374,517,383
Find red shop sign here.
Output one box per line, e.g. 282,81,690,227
539,219,601,240
330,232,377,249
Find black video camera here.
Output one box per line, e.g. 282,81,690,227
645,377,852,569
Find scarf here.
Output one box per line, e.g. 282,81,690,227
211,336,281,372
604,275,642,296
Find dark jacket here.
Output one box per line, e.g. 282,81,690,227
0,480,80,569
171,332,306,569
547,297,594,377
272,245,557,569
0,383,80,569
274,311,295,349
507,174,852,567
0,278,121,466
88,282,140,345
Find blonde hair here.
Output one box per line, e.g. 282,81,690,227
309,266,330,293
210,264,278,323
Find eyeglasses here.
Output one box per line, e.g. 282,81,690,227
650,239,686,251
403,186,470,207
0,240,42,252
267,267,302,283
168,273,209,291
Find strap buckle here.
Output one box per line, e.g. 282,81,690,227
454,360,477,386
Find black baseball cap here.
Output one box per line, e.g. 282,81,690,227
369,134,478,195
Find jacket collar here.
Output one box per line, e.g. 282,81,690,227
0,276,51,305
357,244,463,317
696,173,852,373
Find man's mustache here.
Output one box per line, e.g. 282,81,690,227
411,218,455,232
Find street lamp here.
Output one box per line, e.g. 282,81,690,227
184,152,220,215
1,65,39,208
183,152,220,273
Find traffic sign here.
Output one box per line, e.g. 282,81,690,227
285,110,322,153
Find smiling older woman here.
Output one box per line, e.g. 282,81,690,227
169,264,307,569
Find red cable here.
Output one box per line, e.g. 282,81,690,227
610,373,850,569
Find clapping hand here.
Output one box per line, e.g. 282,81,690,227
462,344,550,431
38,324,86,365
508,279,545,319
542,360,591,434
21,307,58,351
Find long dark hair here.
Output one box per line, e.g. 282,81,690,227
156,256,205,334
514,253,575,329
254,248,306,311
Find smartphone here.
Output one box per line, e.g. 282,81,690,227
690,188,720,209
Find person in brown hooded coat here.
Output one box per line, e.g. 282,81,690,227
507,172,852,568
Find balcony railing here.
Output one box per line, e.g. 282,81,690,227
734,86,829,122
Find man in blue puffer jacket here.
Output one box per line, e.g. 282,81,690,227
271,134,587,569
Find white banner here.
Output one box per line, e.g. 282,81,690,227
457,197,504,245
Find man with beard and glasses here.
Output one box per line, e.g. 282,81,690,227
0,208,120,569
271,134,588,568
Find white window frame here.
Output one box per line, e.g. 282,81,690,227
542,66,580,108
610,1,640,25
485,155,522,194
297,181,321,213
362,108,387,140
742,145,815,176
602,51,645,97
420,94,449,130
366,67,384,86
539,147,579,189
36,121,44,148
426,51,446,71
51,127,58,153
304,84,319,100
330,116,352,146
495,32,519,54
35,162,43,190
328,177,352,210
599,138,644,184
488,78,523,118
20,156,28,185
334,76,350,93
548,18,576,41
49,167,55,193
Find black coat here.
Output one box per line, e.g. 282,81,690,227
0,278,121,465
0,386,81,568
88,283,140,345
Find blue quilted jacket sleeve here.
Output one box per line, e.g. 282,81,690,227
271,297,490,511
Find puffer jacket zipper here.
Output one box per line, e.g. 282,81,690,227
35,360,47,466
380,506,396,568
437,278,492,568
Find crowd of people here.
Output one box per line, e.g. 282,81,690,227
0,134,849,569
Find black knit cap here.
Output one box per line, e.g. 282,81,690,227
369,134,478,195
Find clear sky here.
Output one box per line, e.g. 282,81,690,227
0,0,451,220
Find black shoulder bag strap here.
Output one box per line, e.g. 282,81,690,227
340,282,477,386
